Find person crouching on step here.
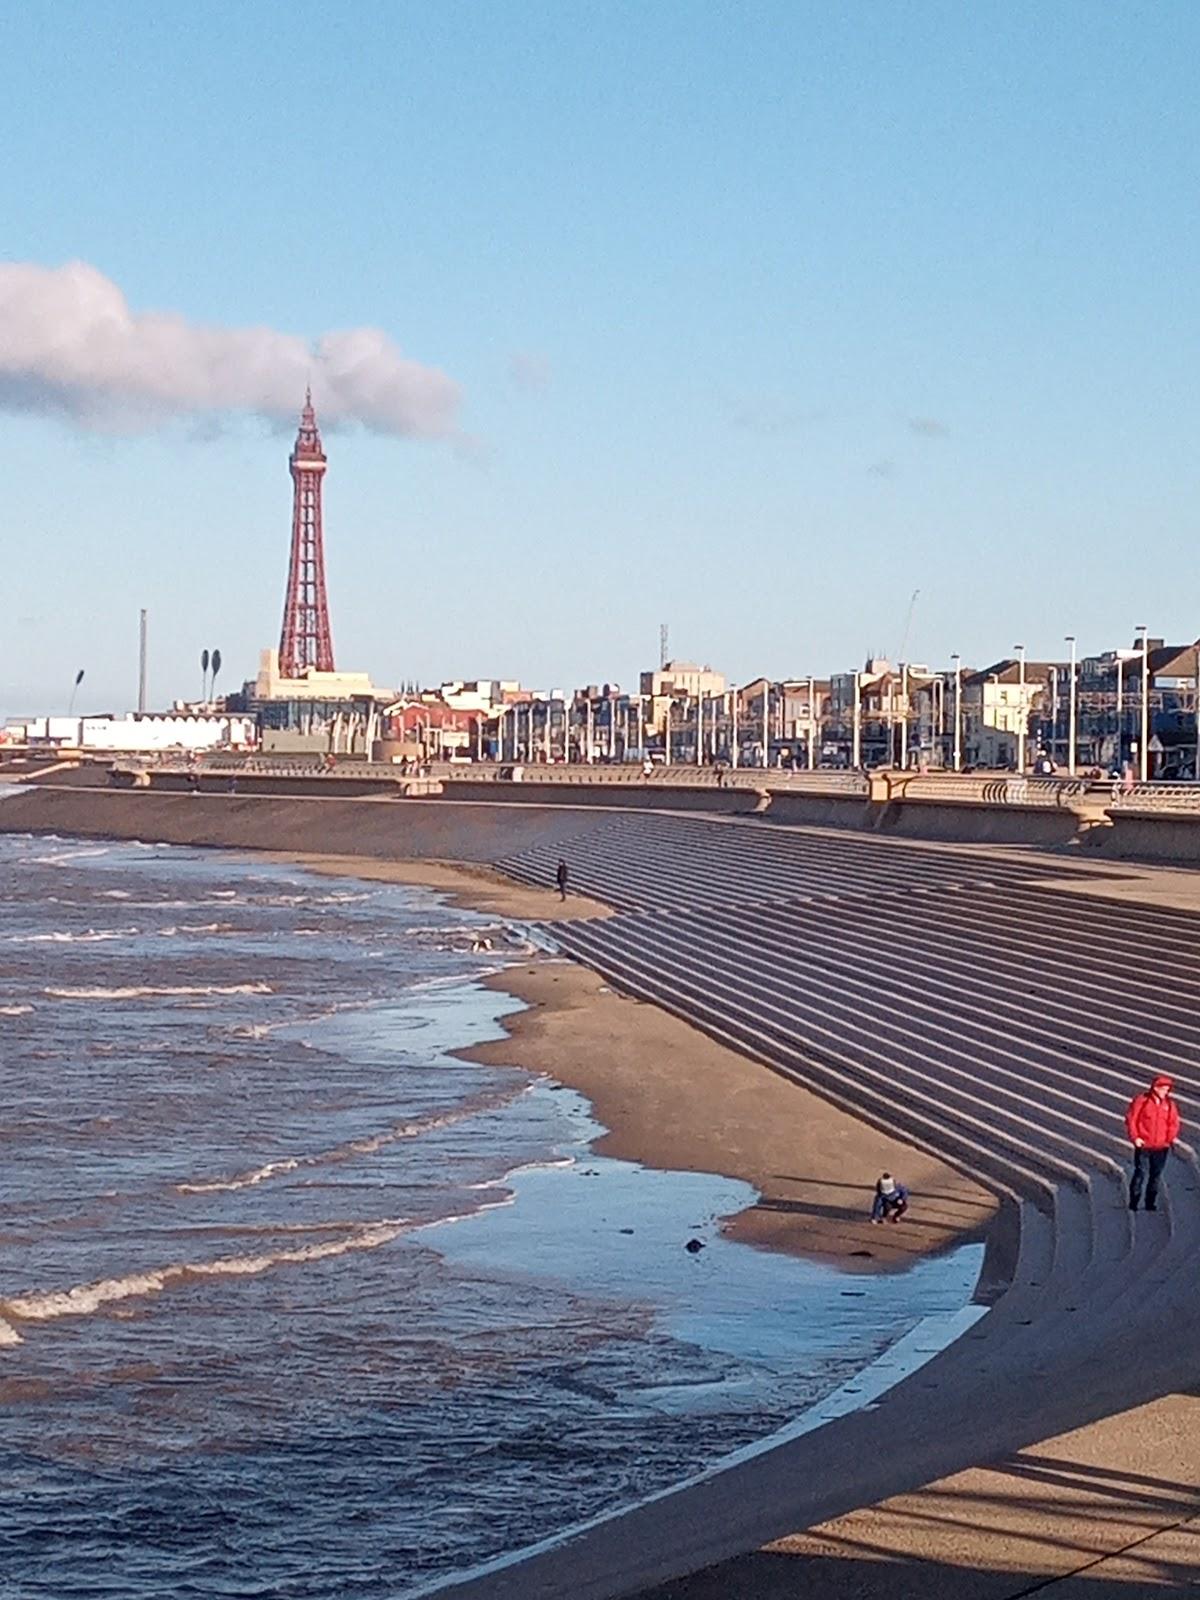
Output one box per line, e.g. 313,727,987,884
871,1173,909,1224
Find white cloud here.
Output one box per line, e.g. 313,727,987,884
0,260,461,439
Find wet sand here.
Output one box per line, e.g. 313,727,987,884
461,962,997,1272
274,851,998,1273
263,851,613,922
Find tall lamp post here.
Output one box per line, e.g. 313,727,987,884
950,654,962,771
1014,644,1027,773
807,674,816,770
1065,635,1077,776
899,662,909,770
1137,624,1149,781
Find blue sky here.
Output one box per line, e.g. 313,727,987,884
3,0,1198,713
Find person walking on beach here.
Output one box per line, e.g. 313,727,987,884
1126,1074,1181,1212
870,1173,909,1224
555,858,569,902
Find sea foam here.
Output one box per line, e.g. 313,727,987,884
1,1222,406,1326
44,982,273,1001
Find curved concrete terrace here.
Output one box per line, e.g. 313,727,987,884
3,784,1200,1593
425,812,1200,1598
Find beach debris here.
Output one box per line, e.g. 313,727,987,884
684,1238,705,1254
619,1228,634,1236
849,1249,873,1258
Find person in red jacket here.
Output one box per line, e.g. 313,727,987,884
1125,1074,1182,1212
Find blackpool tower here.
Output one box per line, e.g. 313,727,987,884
278,389,335,675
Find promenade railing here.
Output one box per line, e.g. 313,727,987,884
1107,781,1200,813
885,773,1092,809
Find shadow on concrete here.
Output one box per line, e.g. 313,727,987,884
639,1444,1200,1599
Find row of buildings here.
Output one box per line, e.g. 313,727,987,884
8,642,1195,776
216,638,1198,777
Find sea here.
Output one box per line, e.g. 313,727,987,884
0,822,984,1598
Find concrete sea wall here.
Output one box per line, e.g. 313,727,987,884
8,774,1200,866
0,786,621,863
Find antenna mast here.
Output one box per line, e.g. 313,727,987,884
897,589,920,662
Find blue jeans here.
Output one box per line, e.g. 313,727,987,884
1130,1147,1169,1210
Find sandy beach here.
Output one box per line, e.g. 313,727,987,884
268,850,614,922
274,849,999,1274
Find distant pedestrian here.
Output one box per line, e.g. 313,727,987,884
187,771,200,796
870,1173,909,1224
555,858,569,901
1126,1074,1181,1212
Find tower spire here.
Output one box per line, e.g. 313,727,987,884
278,391,335,676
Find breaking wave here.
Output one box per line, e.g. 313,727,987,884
29,848,113,867
44,982,273,1001
1,1222,407,1327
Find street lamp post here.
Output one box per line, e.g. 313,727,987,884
1115,655,1123,769
761,682,770,768
852,673,862,769
807,674,816,770
731,689,739,767
1137,625,1150,781
953,652,966,771
1065,635,1077,776
1014,644,1027,773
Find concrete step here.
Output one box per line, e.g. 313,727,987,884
562,915,1128,1178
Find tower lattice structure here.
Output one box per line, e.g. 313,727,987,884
278,388,335,676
